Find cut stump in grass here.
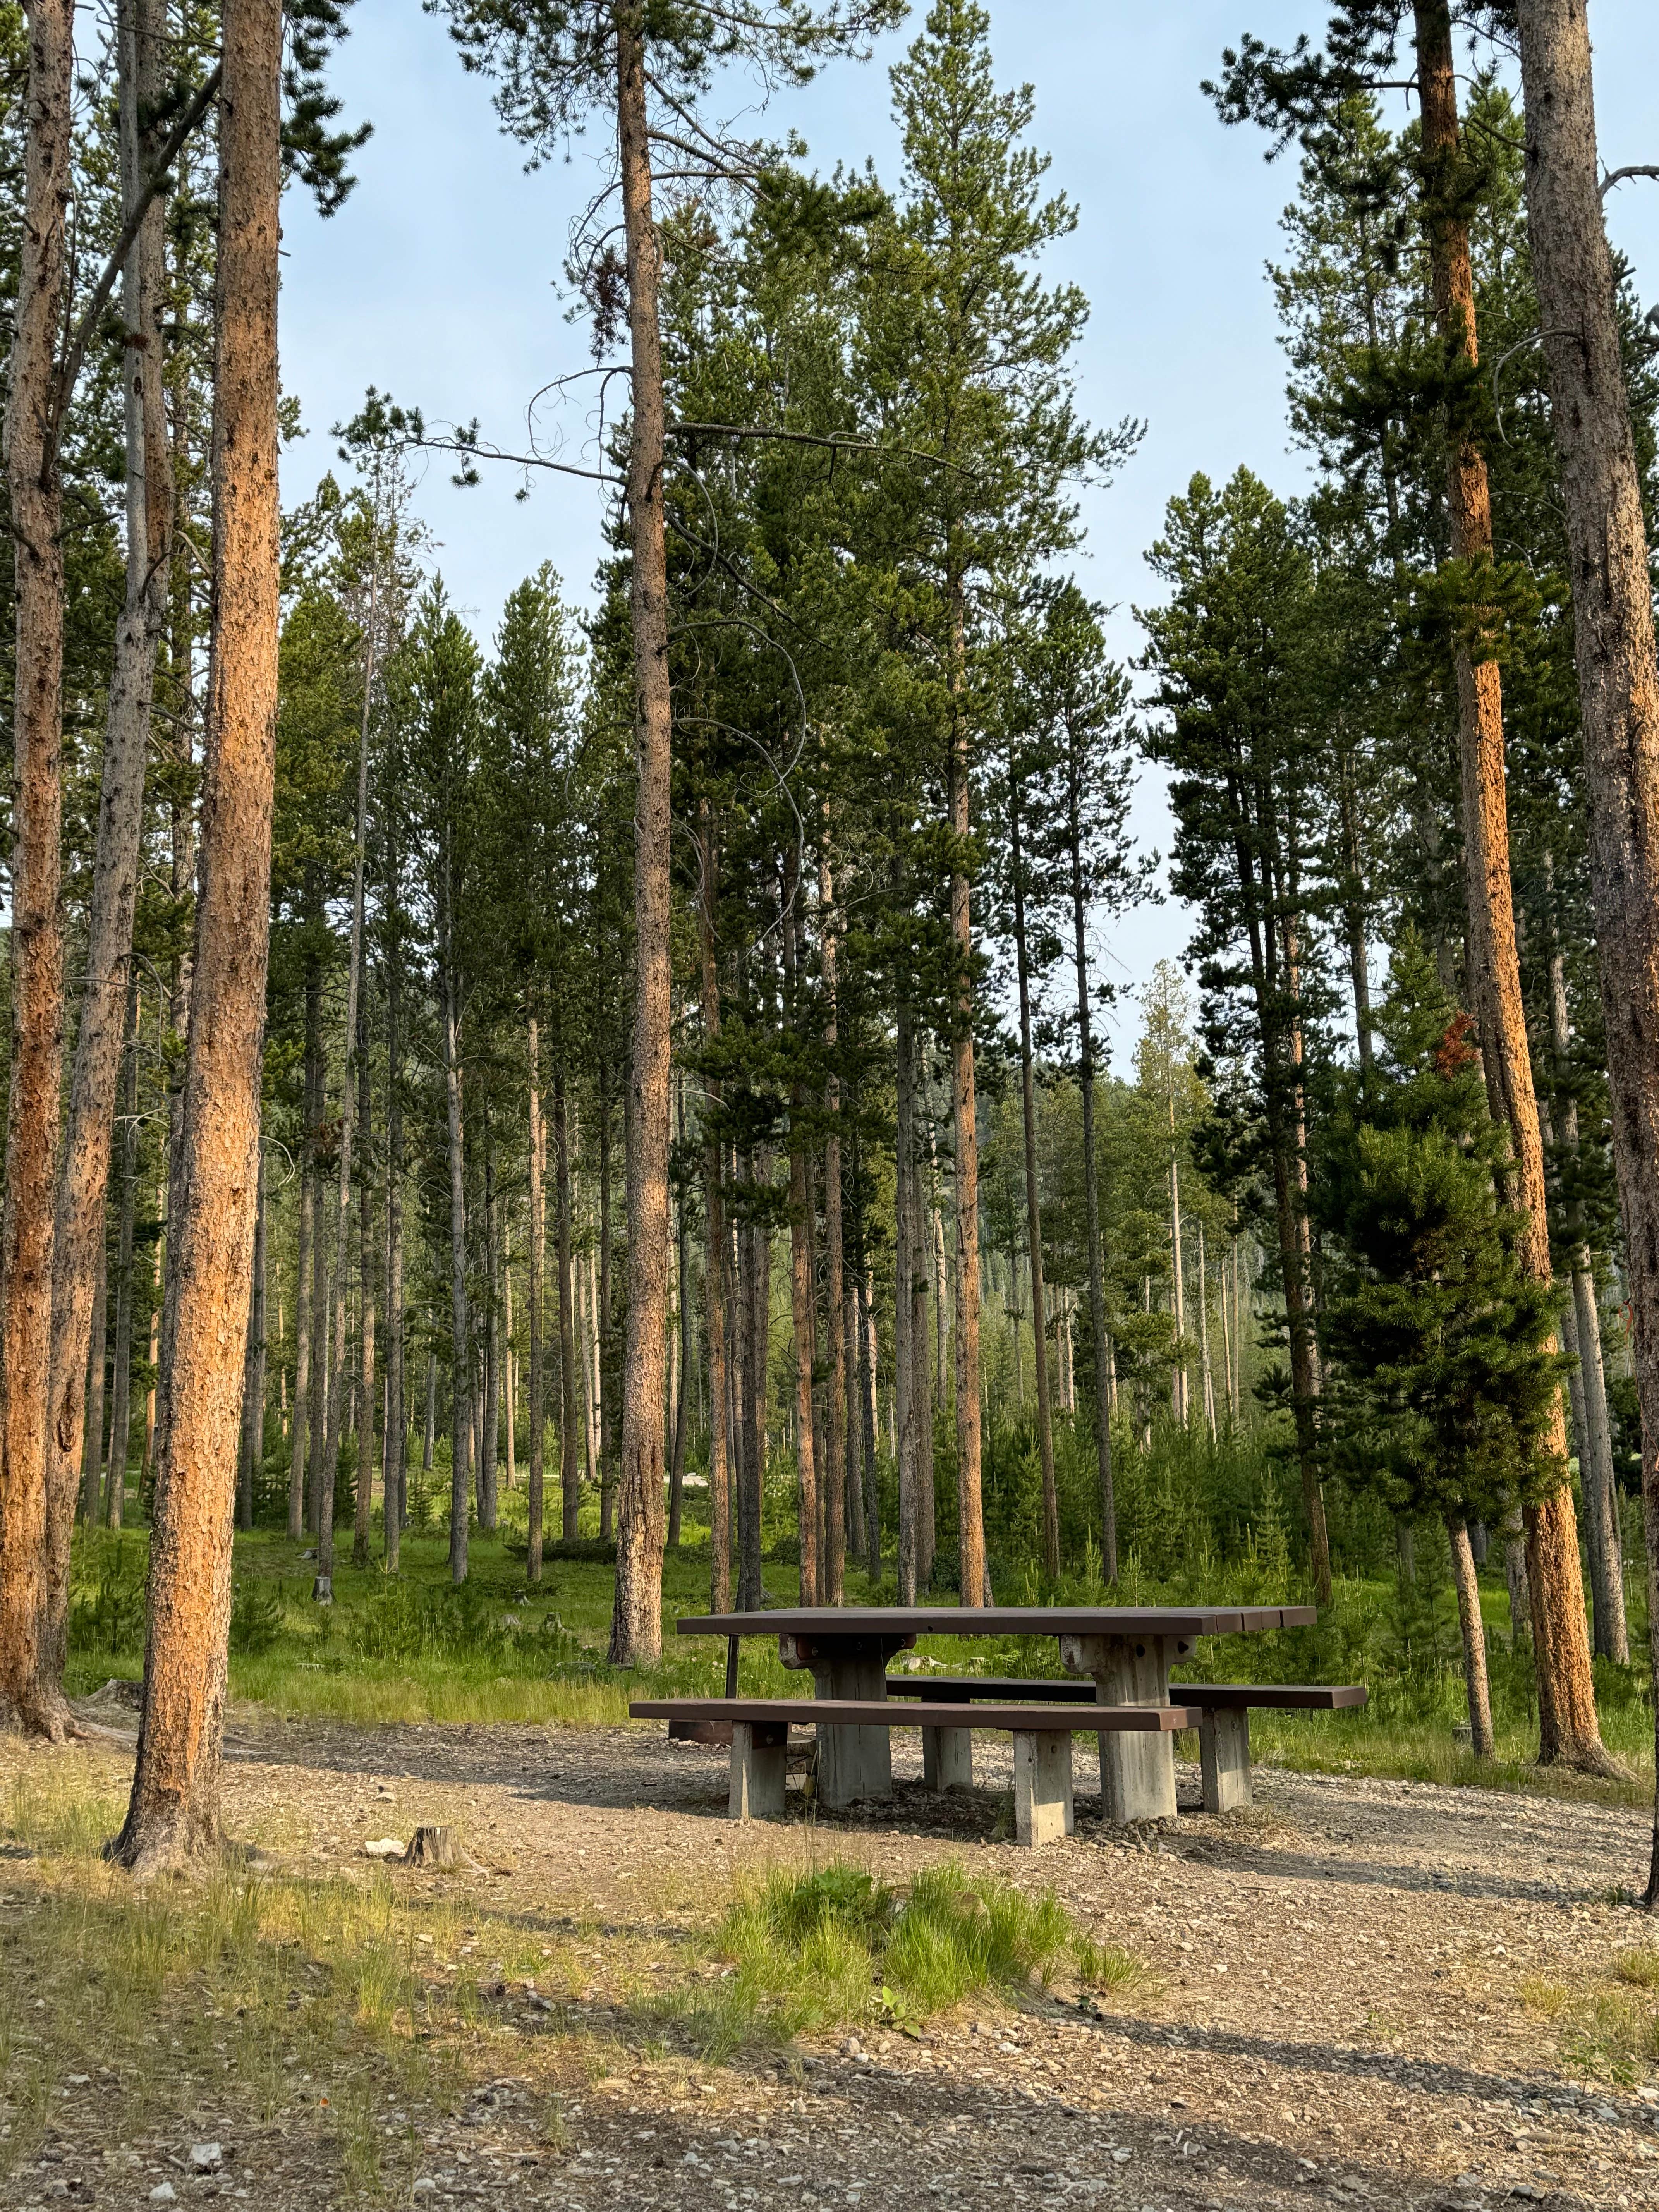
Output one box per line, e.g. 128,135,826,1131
404,1825,460,1867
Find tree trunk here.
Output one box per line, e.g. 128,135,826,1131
383,900,405,1567
1197,1218,1216,1437
598,1067,615,1539
352,987,375,1566
1069,799,1117,1578
80,1226,108,1526
820,859,846,1605
553,1064,579,1540
668,1078,691,1549
697,808,732,1608
608,0,673,1666
527,1013,546,1583
788,1138,819,1606
737,1171,769,1611
105,974,141,1528
504,1244,517,1491
43,0,174,1692
113,0,280,1869
895,1009,924,1603
239,1145,267,1529
1416,0,1611,1774
1010,794,1059,1578
479,1113,500,1534
1448,1518,1495,1759
287,959,319,1537
442,949,470,1583
0,0,74,1738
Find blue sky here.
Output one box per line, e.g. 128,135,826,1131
279,0,1659,1054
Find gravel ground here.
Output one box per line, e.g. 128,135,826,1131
6,1705,1659,2212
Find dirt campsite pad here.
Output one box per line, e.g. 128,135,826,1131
3,1708,1657,2211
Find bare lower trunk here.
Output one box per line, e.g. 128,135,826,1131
788,1137,819,1606
527,1014,546,1583
1066,773,1116,1577
105,976,141,1528
80,1231,108,1524
43,0,173,1688
383,918,405,1566
287,965,319,1537
352,995,374,1566
479,1116,500,1534
668,1080,692,1549
442,960,469,1583
1010,804,1058,1578
554,1065,579,1540
1448,1518,1495,1758
820,859,847,1604
115,0,280,1868
1418,0,1609,1774
239,1146,266,1528
949,711,987,1606
895,1010,923,1604
0,0,73,1738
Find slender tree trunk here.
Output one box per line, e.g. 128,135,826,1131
1417,0,1610,1774
1338,759,1374,1074
479,1113,500,1534
697,809,732,1609
858,1257,880,1580
442,948,470,1583
105,974,141,1529
668,1077,691,1549
1169,1096,1188,1422
788,1139,819,1606
554,1064,579,1541
239,1146,267,1529
0,0,74,1737
1068,802,1117,1578
1010,799,1059,1578
287,960,319,1538
1448,1518,1495,1759
1515,0,1659,1846
527,1013,546,1583
352,989,374,1565
820,859,846,1605
608,0,673,1664
895,1010,922,1603
115,0,280,1867
43,0,174,1690
81,1227,108,1525
947,635,987,1601
383,909,405,1567
738,1172,769,1610
597,1070,615,1538
504,1246,516,1490
1197,1218,1216,1438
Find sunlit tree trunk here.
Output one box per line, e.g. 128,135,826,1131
527,1013,546,1583
553,1063,579,1541
1515,0,1659,1841
1448,1519,1495,1758
820,858,846,1605
1066,759,1117,1577
239,1147,267,1529
1417,0,1611,1773
1008,787,1058,1577
114,0,280,1869
105,975,141,1528
0,0,74,1738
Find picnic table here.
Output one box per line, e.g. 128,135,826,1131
675,1603,1316,1824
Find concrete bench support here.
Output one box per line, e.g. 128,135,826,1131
1060,1632,1191,1826
1013,1730,1074,1847
922,1724,974,1793
729,1721,788,1821
1198,1705,1253,1814
779,1632,914,1810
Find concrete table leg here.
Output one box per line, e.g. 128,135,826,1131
1199,1707,1252,1813
1060,1632,1187,1825
922,1726,974,1792
778,1632,912,1810
1013,1732,1074,1847
729,1722,788,1820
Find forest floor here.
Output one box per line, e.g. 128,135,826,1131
3,1697,1659,2212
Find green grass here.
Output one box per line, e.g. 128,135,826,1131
646,1860,1084,2056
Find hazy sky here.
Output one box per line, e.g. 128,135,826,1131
278,0,1659,1058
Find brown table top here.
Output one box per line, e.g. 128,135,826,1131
631,1697,1207,1733
676,1605,1316,1638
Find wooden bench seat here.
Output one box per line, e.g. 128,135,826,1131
631,1696,1202,1846
884,1674,1367,1814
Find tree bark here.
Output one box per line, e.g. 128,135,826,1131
1009,790,1059,1578
42,0,174,1694
113,0,280,1870
383,887,405,1566
1513,0,1659,1870
239,1144,267,1529
668,1077,692,1549
608,0,673,1666
1067,768,1117,1578
287,957,319,1537
820,858,847,1606
553,1063,579,1540
442,951,470,1582
698,804,733,1610
1448,1518,1495,1758
598,1065,615,1538
1416,0,1611,1773
352,984,375,1565
81,1226,108,1526
479,1110,500,1534
0,0,74,1738
527,1013,546,1582
105,976,141,1529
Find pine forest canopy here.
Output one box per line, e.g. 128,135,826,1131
4,0,1659,1884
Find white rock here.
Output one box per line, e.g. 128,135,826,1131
149,2188,177,2204
411,2181,438,2197
362,1838,406,1859
191,2145,223,2172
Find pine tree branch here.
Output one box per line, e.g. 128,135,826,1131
1602,165,1659,198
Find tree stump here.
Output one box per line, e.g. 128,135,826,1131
404,1825,460,1867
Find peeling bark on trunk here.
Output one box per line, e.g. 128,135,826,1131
1417,0,1610,1772
608,0,673,1666
0,0,74,1738
114,0,280,1870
